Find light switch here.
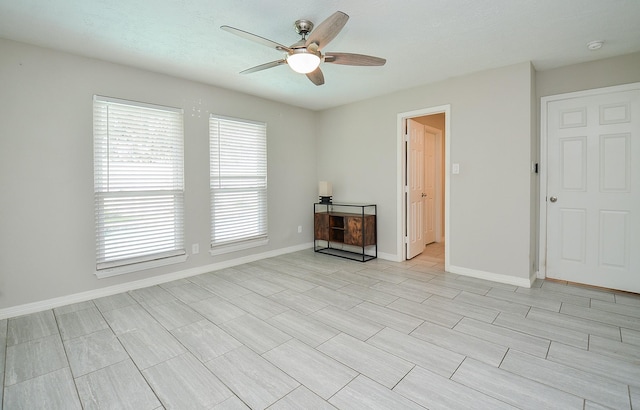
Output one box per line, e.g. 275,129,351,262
452,163,460,174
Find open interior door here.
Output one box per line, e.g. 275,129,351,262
406,119,426,259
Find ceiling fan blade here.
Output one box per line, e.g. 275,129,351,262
305,11,349,51
240,59,287,74
324,52,386,66
306,67,325,86
221,25,291,52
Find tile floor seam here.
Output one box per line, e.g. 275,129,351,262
3,362,71,389
204,347,285,409
496,346,509,368
112,337,165,406
262,338,359,401
389,363,417,390
136,358,178,409
458,356,587,409
49,309,85,408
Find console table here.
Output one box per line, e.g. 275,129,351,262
314,203,377,262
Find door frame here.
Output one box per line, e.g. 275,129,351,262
396,105,451,267
538,82,640,279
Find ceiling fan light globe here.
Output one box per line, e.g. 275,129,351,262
287,51,321,74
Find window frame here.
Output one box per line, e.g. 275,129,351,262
93,95,186,278
209,114,268,255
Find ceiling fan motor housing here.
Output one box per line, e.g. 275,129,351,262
294,19,314,37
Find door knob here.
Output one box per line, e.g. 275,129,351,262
421,193,427,198
549,196,558,203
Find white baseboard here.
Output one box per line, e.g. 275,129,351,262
0,242,313,320
447,264,534,288
377,251,402,262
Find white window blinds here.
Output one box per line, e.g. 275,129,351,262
94,96,185,271
210,115,267,250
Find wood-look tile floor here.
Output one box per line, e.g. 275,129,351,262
2,243,640,409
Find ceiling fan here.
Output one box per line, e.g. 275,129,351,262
221,11,386,86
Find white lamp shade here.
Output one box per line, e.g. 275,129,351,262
287,52,321,74
319,181,332,196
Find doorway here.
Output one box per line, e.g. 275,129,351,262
397,105,450,267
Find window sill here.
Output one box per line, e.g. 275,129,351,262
210,237,269,256
94,254,188,279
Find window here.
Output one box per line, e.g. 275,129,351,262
93,96,185,276
210,115,267,253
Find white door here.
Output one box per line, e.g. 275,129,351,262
546,86,640,292
424,129,437,245
407,119,425,259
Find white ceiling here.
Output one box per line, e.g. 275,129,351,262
1,0,639,111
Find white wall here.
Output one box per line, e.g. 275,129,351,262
318,62,536,283
0,38,318,310
537,52,640,98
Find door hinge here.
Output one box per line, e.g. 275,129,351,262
403,134,409,142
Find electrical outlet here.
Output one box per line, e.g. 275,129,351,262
297,225,303,233
192,243,199,254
